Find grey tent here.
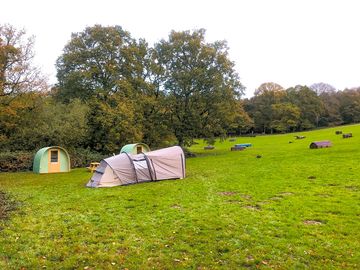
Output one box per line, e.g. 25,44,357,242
87,146,185,188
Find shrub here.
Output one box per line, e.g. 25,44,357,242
68,148,107,168
0,151,34,172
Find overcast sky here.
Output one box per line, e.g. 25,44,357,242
2,0,360,97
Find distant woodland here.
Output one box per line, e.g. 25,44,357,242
1,24,360,170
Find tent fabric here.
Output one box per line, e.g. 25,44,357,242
87,146,185,188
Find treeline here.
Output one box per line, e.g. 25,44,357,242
243,82,360,134
1,24,360,171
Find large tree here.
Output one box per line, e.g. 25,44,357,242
0,24,48,150
154,29,245,146
286,85,324,129
249,82,286,133
338,88,360,124
270,103,301,133
55,25,172,148
0,24,47,97
86,95,143,153
310,82,336,96
318,90,342,126
55,25,148,102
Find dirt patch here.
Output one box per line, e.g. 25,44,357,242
218,191,237,196
226,200,242,204
345,185,359,191
303,220,323,225
327,183,340,187
0,190,19,223
257,201,271,205
315,193,333,198
279,192,294,196
269,196,283,201
308,176,316,180
171,204,182,209
243,205,261,211
240,194,252,200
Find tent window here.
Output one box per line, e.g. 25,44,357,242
50,150,58,163
137,146,142,154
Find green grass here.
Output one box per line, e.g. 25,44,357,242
1,125,360,269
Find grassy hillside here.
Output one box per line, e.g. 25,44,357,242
0,125,359,269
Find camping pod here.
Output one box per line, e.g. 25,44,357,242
87,146,185,188
33,146,70,173
309,141,332,149
120,143,150,154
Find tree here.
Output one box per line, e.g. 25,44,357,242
270,103,301,132
248,82,286,133
154,29,245,146
318,91,342,126
226,100,254,135
56,24,173,148
86,95,143,153
254,82,284,96
0,24,47,97
286,85,324,129
0,94,89,151
55,25,148,102
310,82,336,96
338,88,360,124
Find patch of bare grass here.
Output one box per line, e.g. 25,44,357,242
218,191,237,196
243,204,261,211
345,185,359,191
0,190,19,225
226,200,241,204
278,192,294,196
303,220,324,225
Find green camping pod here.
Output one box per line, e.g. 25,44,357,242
120,143,150,154
33,146,70,173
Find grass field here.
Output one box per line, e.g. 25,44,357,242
0,125,359,269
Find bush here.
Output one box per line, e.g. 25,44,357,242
68,148,108,168
0,151,34,172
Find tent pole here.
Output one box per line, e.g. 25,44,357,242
142,153,154,181
124,153,138,183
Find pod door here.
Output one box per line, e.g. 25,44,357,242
48,149,60,173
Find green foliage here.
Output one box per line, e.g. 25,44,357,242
1,95,89,151
0,125,359,268
55,25,147,102
67,148,107,168
270,103,301,132
0,24,47,96
286,85,324,129
338,88,360,124
248,82,286,133
86,95,143,153
155,29,245,145
319,91,342,126
0,151,33,172
4,23,360,166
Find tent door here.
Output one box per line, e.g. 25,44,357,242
133,158,151,181
48,150,60,173
136,146,142,154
